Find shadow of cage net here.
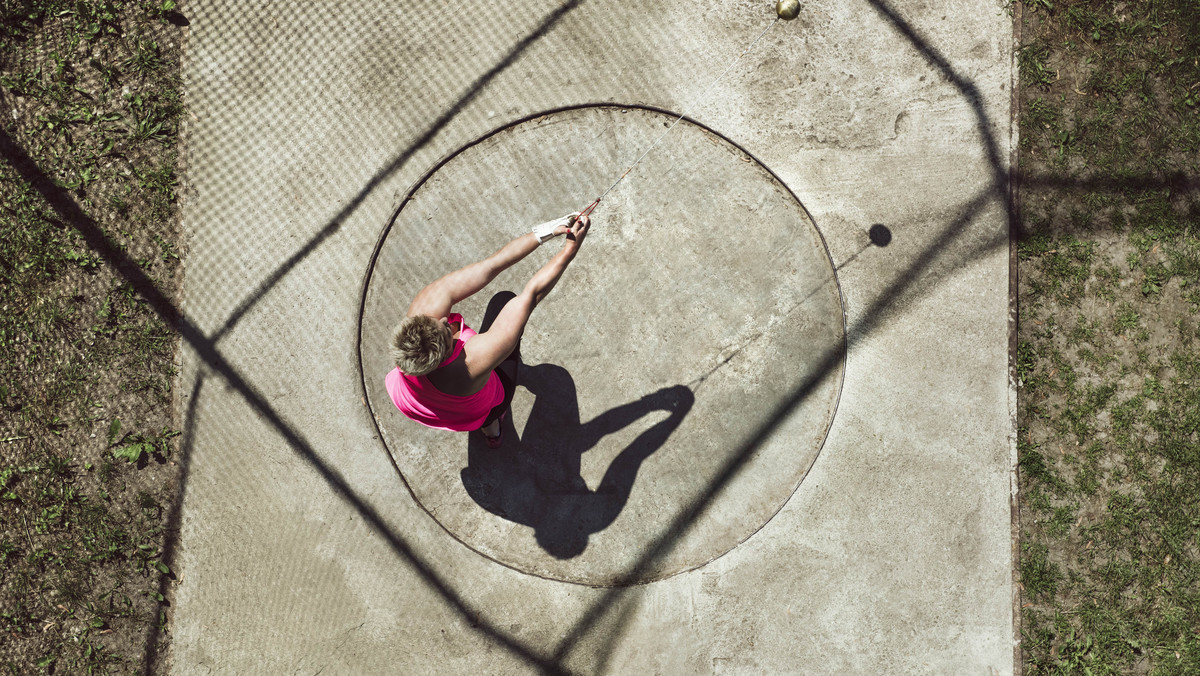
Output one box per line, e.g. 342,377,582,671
165,1,838,672
20,0,1200,670
178,0,768,338
23,0,1031,673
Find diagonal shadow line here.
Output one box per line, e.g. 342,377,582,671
863,0,1018,229
139,372,205,673
0,130,573,676
586,584,644,675
551,183,1007,665
557,0,1024,661
209,0,587,344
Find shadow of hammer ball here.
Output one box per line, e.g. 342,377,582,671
777,0,801,20
869,224,893,247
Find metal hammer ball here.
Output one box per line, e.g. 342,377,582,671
777,0,800,20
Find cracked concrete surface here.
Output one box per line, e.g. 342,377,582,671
171,0,1016,672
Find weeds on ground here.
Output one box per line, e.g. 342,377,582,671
1,1,187,672
1016,0,1200,673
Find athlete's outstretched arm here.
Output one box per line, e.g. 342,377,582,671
408,225,570,318
463,216,591,375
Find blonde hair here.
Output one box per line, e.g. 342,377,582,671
391,315,452,376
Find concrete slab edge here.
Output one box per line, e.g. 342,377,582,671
1008,2,1025,674
161,6,195,673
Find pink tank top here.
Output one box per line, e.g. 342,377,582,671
385,313,504,431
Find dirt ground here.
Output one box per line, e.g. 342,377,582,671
1014,1,1200,672
1,2,189,672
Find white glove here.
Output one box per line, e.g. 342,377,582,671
532,212,580,243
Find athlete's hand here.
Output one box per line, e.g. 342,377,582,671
565,214,590,247
550,212,581,237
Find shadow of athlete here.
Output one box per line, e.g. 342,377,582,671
461,363,693,560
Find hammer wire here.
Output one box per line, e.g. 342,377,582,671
580,16,780,217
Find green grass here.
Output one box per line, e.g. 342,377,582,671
1017,0,1200,673
1022,542,1063,599
1,1,187,672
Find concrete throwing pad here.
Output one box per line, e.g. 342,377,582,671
359,105,844,585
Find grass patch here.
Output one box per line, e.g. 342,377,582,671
1021,542,1062,599
1017,0,1200,672
1,1,187,672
